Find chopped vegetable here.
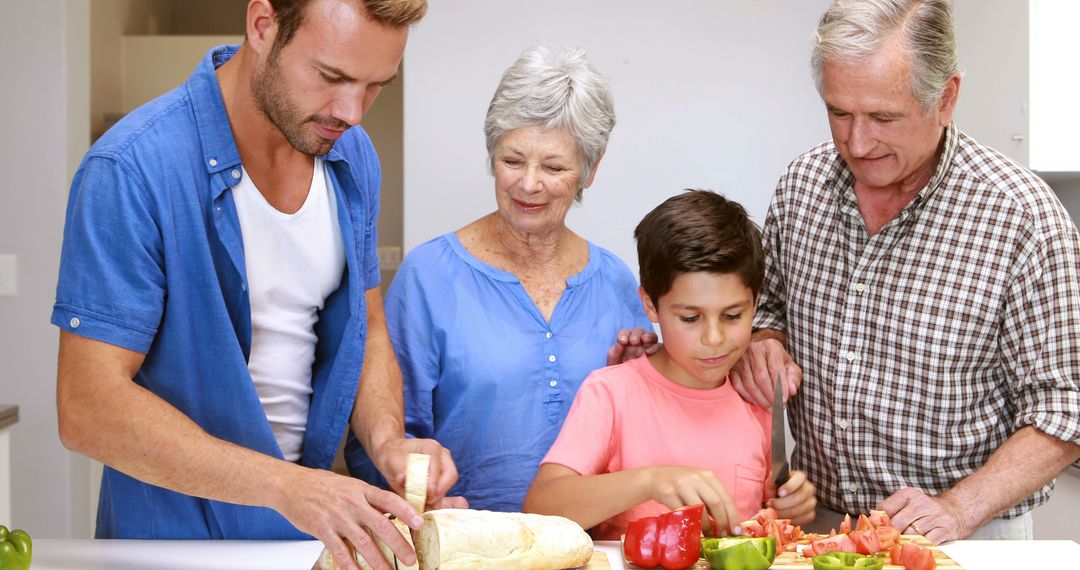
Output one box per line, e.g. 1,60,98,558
702,536,776,570
623,504,705,570
0,525,31,570
811,551,884,570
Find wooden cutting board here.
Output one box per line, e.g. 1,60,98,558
585,550,611,569
623,535,963,569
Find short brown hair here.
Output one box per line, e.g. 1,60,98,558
269,0,427,54
634,189,764,304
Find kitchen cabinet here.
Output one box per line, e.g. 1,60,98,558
953,0,1080,172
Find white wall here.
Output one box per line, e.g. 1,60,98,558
0,0,89,538
403,0,832,266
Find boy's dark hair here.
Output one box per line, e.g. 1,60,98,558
634,189,764,304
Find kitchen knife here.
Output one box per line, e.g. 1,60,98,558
771,372,791,486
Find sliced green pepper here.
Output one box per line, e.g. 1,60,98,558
0,525,32,570
701,536,776,570
811,551,883,570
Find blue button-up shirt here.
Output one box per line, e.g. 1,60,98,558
346,233,652,511
52,45,382,539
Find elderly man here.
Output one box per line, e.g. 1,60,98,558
54,1,457,568
731,0,1080,542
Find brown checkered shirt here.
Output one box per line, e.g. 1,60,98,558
755,124,1080,518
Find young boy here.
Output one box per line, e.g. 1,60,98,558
522,190,816,539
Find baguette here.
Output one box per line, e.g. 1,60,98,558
317,517,417,570
414,509,593,570
405,453,430,515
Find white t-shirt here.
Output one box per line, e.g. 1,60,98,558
232,158,345,461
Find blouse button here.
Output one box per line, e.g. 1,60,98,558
548,355,557,363
545,331,553,339
549,380,558,387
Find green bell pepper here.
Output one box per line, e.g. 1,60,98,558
701,536,776,570
0,525,31,570
811,551,883,570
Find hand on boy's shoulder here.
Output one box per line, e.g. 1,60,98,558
606,327,660,366
728,333,802,409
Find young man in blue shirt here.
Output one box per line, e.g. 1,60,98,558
53,1,456,568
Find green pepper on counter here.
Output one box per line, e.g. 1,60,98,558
811,551,884,570
701,536,775,570
0,525,32,570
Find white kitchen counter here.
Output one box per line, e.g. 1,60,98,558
28,538,1080,569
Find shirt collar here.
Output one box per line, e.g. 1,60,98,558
187,45,243,199
187,45,349,196
832,122,961,214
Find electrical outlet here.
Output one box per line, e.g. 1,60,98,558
0,254,16,297
377,246,402,271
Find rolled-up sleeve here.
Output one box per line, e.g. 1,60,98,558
52,155,166,353
1002,226,1080,445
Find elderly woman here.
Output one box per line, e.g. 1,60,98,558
348,45,653,512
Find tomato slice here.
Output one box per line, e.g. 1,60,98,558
838,514,852,535
849,529,881,556
811,534,858,556
868,510,893,529
896,541,937,570
741,520,768,538
874,526,901,551
754,507,779,525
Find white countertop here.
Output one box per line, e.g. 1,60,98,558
29,538,1080,569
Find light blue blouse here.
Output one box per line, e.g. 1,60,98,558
349,233,652,511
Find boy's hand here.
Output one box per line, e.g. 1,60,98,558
646,466,740,535
606,327,660,366
767,469,816,525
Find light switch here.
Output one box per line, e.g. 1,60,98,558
0,254,15,297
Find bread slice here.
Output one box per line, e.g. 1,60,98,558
405,453,430,515
317,517,416,570
414,509,593,570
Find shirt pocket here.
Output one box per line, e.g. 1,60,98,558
734,463,767,520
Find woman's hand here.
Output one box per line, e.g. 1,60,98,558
606,327,660,366
768,469,816,525
646,466,740,536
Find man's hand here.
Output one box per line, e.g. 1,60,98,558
606,327,660,366
728,333,802,409
767,470,816,525
878,487,970,545
372,437,458,510
646,465,740,536
277,467,421,570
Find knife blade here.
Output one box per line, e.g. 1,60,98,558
770,372,791,486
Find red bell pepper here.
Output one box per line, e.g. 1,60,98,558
623,504,705,570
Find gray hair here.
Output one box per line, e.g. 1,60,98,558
811,0,959,112
484,45,615,198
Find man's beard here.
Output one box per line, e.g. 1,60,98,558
251,50,345,157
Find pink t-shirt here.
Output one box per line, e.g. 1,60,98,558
541,355,772,540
